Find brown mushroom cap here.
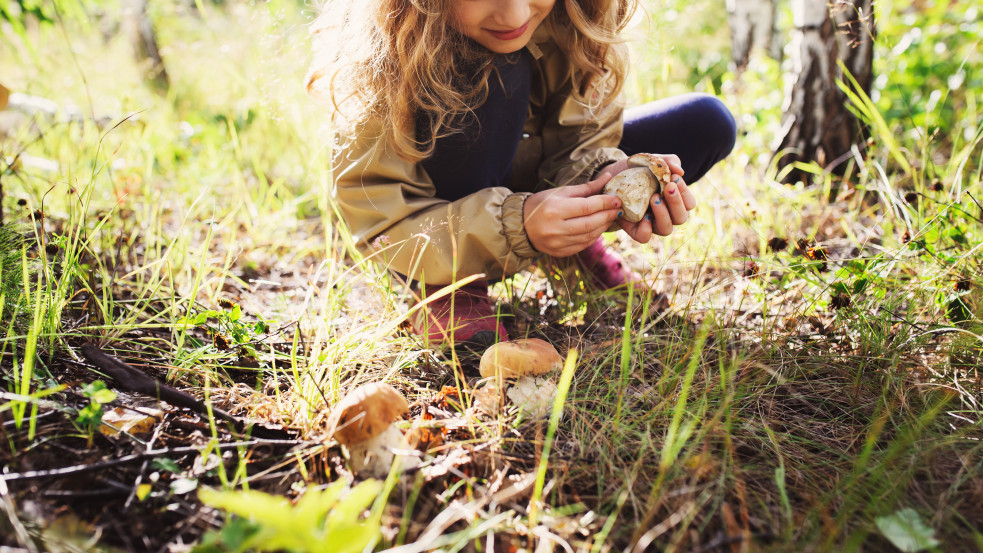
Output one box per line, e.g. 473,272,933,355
479,339,563,380
627,153,673,184
327,382,409,446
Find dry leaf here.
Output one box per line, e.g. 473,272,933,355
99,406,162,437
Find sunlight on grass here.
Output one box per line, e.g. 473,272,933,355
0,0,980,551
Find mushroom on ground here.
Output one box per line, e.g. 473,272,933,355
602,154,673,223
326,382,418,477
478,339,563,417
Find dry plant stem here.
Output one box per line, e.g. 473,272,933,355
0,477,38,553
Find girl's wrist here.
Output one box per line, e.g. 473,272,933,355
502,192,539,257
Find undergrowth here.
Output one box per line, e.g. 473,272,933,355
0,1,981,552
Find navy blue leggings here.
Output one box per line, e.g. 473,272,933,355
422,52,737,201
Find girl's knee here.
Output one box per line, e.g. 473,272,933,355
691,93,737,158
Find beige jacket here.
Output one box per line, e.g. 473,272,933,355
332,27,627,284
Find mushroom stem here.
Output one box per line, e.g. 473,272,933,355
346,424,418,478
506,376,558,417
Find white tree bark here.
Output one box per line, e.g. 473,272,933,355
726,0,781,70
774,0,875,184
121,0,169,93
833,0,875,95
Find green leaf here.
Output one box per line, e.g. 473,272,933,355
945,227,967,244
853,279,870,294
831,281,850,295
76,403,103,427
325,479,382,530
82,380,116,404
152,458,182,473
91,388,117,404
317,524,379,553
192,517,261,553
875,508,940,552
197,481,382,553
947,297,972,324
293,480,345,534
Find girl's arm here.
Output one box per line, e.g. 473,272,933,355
333,120,541,285
536,86,628,190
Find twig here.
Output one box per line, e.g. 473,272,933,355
0,439,304,483
0,478,38,553
79,343,288,440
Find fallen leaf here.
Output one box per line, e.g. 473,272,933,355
99,406,162,437
875,508,940,552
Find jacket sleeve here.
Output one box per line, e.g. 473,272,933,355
332,120,540,285
536,64,628,188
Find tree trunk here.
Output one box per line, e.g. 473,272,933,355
833,0,875,95
726,0,781,71
121,0,169,94
774,0,875,185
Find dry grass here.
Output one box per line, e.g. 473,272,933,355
1,1,981,552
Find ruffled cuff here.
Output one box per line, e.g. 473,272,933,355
501,192,538,258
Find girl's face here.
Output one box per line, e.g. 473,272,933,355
450,0,556,54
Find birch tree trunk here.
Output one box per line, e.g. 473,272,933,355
121,0,169,93
726,0,781,71
774,0,875,185
833,0,875,95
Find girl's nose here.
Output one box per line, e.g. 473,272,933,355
493,0,532,28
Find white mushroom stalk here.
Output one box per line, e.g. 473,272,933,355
477,339,563,417
602,153,673,223
326,382,419,478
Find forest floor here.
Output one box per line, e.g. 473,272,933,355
1,2,982,552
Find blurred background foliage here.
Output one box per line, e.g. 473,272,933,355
1,0,979,160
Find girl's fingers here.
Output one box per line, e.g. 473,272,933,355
575,193,622,218
615,218,647,244
675,177,696,211
657,154,683,175
650,194,673,236
569,173,613,198
561,209,620,239
661,179,689,225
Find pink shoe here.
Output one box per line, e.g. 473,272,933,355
574,238,644,291
411,280,509,350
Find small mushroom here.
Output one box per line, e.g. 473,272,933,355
326,382,418,477
603,154,673,223
478,339,563,417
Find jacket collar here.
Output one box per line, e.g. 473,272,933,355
526,24,550,60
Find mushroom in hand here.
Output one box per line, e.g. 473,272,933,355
602,154,673,223
327,382,418,477
478,339,563,417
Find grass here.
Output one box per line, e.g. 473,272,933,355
1,0,981,552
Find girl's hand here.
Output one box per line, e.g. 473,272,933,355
523,175,622,257
598,154,696,243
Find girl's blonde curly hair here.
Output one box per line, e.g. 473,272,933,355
307,0,637,162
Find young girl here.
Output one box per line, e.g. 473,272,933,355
307,0,736,350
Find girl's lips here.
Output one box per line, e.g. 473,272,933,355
486,21,530,41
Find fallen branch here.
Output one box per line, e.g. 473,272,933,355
79,343,288,440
